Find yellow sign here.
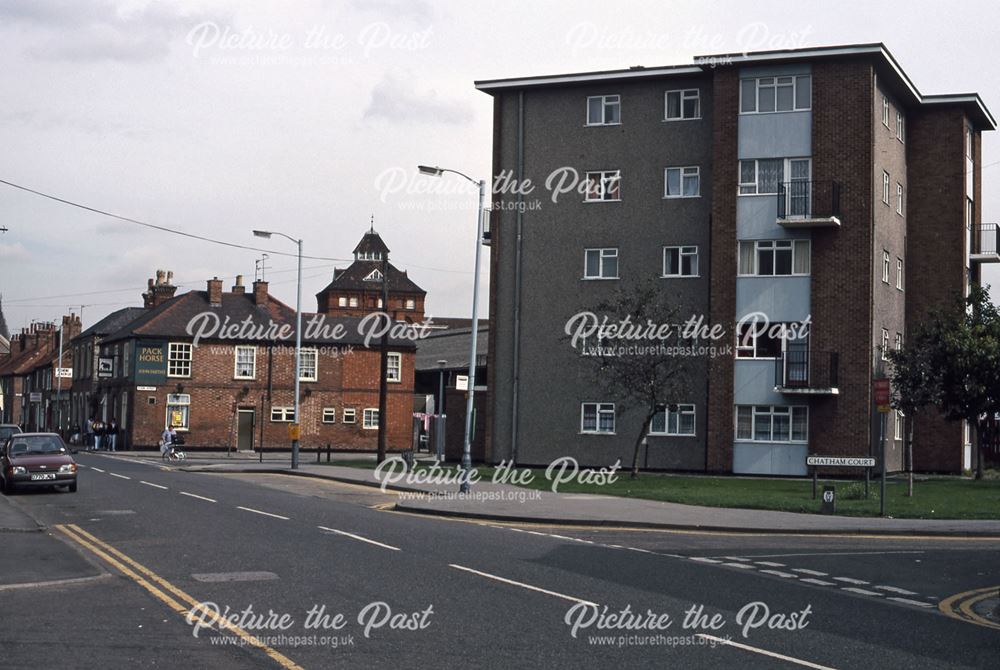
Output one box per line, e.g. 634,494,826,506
170,411,185,427
287,423,301,441
877,404,891,414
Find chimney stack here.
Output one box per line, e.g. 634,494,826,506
253,280,268,305
61,314,82,342
207,277,223,306
232,274,246,294
143,269,178,309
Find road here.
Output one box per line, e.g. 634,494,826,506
1,452,997,669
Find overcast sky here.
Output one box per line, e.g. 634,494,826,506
1,0,998,333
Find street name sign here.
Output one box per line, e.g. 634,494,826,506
807,456,876,467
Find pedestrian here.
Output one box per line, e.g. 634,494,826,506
85,417,94,451
93,420,105,451
107,418,118,452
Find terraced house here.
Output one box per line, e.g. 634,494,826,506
479,43,995,475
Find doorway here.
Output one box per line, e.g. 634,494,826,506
237,409,255,451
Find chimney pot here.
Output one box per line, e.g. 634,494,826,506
232,274,246,294
208,277,223,306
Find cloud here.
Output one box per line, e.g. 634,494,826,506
0,242,31,262
363,72,474,125
346,0,435,25
0,0,228,63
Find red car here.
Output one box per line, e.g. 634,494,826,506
1,433,78,493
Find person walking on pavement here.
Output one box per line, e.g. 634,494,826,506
107,418,119,452
85,417,95,451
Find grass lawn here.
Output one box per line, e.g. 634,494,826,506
322,459,1000,520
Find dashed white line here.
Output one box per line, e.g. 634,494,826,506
91,467,105,473
760,569,798,579
139,481,168,490
874,585,919,596
627,547,653,554
800,578,837,587
448,564,598,607
108,473,131,480
179,491,217,503
721,556,752,562
722,562,757,570
318,526,400,551
833,577,870,585
888,597,934,608
755,561,786,567
696,634,837,670
841,587,883,597
237,506,289,521
792,568,828,577
690,557,723,564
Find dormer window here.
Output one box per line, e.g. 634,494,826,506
356,252,383,261
364,268,384,282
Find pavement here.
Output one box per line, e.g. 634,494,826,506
97,449,1000,537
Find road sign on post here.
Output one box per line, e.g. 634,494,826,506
821,486,836,514
287,423,301,441
456,375,469,391
874,378,891,413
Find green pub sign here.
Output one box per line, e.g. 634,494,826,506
134,341,167,384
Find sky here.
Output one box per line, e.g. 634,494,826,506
1,0,998,333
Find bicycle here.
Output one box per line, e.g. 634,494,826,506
162,445,186,462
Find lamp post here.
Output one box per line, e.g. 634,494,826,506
417,165,486,493
436,359,447,461
253,229,303,470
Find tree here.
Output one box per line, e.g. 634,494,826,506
570,278,694,479
888,284,1000,479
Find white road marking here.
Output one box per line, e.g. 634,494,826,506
91,467,105,473
696,634,837,670
109,473,131,480
179,491,217,503
237,506,290,521
722,563,756,570
318,526,400,551
742,550,924,558
547,534,574,541
606,544,624,549
448,564,598,607
721,556,752,562
888,597,934,608
792,568,828,577
874,585,919,596
842,587,883,597
690,557,723,564
627,547,653,554
139,481,168,490
833,577,870,585
800,578,837,586
759,569,798,579
755,561,786,567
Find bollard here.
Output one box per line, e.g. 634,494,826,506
326,443,331,463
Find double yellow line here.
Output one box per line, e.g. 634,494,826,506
55,524,303,670
939,585,1000,631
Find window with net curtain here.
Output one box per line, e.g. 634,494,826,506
738,240,810,276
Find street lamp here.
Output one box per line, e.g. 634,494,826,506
253,229,303,470
436,359,447,461
417,165,486,493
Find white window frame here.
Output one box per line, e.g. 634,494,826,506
338,296,347,307
322,407,336,424
896,183,903,215
387,352,401,383
362,408,379,430
735,405,808,443
270,406,295,422
405,299,416,310
735,321,802,360
882,171,890,204
348,296,358,308
882,95,890,127
881,328,890,360
342,408,357,424
664,89,700,120
580,402,615,434
895,332,903,351
649,403,696,436
586,94,621,126
298,347,318,382
584,170,621,202
662,246,699,278
738,158,810,196
882,250,891,284
739,75,811,114
234,345,256,380
738,239,811,277
894,410,904,441
896,111,904,142
583,248,619,280
896,258,903,290
166,393,191,430
664,166,700,198
167,342,192,378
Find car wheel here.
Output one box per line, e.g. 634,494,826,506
67,481,78,493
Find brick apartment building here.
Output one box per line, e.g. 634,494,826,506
67,228,423,452
478,43,995,475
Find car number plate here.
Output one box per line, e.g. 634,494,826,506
30,473,56,481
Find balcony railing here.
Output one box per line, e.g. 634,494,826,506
970,223,999,263
776,180,841,227
774,349,840,394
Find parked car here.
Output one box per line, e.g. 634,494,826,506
0,433,77,494
0,424,22,444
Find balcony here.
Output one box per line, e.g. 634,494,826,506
774,349,840,395
970,223,1000,263
776,180,841,228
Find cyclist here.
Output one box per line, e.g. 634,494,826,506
160,426,178,459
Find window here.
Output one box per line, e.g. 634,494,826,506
736,321,796,359
739,158,809,196
738,239,810,276
234,345,256,379
586,95,621,125
322,408,336,424
581,402,615,434
166,393,191,430
662,246,699,277
584,170,621,202
882,250,891,283
966,125,975,160
387,352,401,382
882,171,890,204
349,297,358,308
894,410,904,441
881,328,890,360
664,166,700,197
342,408,357,424
664,89,700,120
650,404,696,436
896,111,904,142
735,405,808,442
896,258,903,290
270,406,294,422
123,343,130,378
739,75,810,113
363,269,383,282
338,296,347,307
405,299,416,310
882,95,890,127
895,332,903,351
896,183,903,215
167,343,192,378
584,248,619,279
363,408,379,429
299,347,318,381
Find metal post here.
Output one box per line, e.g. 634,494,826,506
292,238,302,470
459,179,487,493
436,360,446,460
812,468,817,500
880,413,887,516
55,319,65,435
377,253,389,463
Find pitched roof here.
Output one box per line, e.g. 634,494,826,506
75,307,147,341
353,230,390,257
317,260,425,295
415,325,489,372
